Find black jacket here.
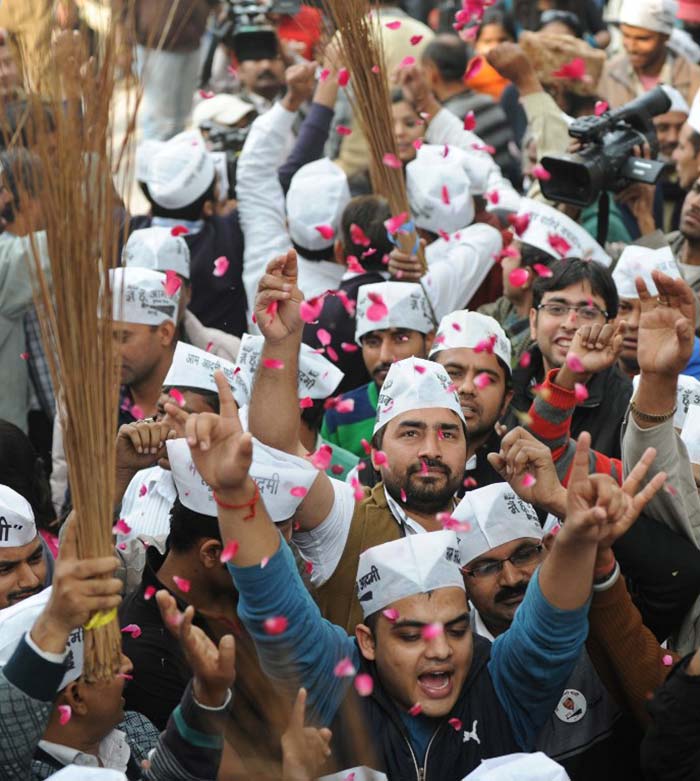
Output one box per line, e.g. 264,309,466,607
641,653,700,780
504,346,632,459
325,635,520,781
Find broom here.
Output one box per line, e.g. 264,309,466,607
8,14,141,682
322,0,426,272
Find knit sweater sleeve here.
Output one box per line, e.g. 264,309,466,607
586,574,676,727
527,368,622,485
229,539,358,726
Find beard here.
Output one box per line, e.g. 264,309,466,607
384,457,462,514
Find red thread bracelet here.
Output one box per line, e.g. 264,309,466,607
213,483,260,521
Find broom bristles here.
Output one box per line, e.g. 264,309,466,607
7,14,144,681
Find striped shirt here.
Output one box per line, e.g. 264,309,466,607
321,382,379,458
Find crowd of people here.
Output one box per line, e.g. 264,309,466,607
2,0,700,778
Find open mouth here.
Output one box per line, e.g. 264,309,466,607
417,670,454,699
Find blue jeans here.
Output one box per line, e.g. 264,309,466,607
135,44,202,141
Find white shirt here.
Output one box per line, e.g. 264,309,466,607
120,466,177,539
39,729,131,773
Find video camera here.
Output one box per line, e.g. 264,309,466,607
539,86,672,208
199,0,301,88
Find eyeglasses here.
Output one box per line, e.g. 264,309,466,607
537,302,607,321
464,544,544,578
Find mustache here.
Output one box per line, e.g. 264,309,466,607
8,585,43,603
494,582,528,603
407,457,451,477
372,362,392,378
256,69,278,81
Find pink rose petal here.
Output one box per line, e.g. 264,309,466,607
263,358,284,370
441,185,450,205
58,704,72,725
410,34,424,45
172,575,191,593
299,396,313,409
474,372,491,389
317,328,332,347
448,717,463,731
519,352,532,368
532,164,552,182
213,256,229,277
552,57,586,81
594,100,609,116
548,233,571,257
334,657,357,677
566,353,585,373
354,673,374,696
421,622,443,640
385,20,402,29
465,57,483,80
170,225,189,237
508,268,529,288
366,292,388,322
382,153,402,169
474,334,497,355
311,444,333,471
168,388,185,408
335,398,354,413
400,56,416,68
533,263,552,278
300,296,324,323
338,68,350,87
508,213,530,236
384,212,409,234
408,703,423,716
144,585,156,600
163,270,181,297
371,65,380,74
463,111,476,131
574,382,589,403
138,483,148,497
662,654,673,666
260,556,269,569
341,342,359,352
463,477,477,489
522,473,536,488
346,255,366,274
350,223,371,247
319,68,330,82
112,518,131,536
220,540,240,563
264,616,288,635
315,224,335,241
19,351,29,360
350,476,364,502
486,190,500,205
290,486,308,498
383,608,399,622
121,623,142,639
374,450,388,466
400,488,407,503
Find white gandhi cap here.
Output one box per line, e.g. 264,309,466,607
122,226,191,280
355,281,435,344
374,357,465,435
110,267,179,326
617,0,676,34
429,310,512,372
0,485,37,548
612,245,681,299
454,482,543,565
355,530,465,618
145,131,216,210
163,342,237,394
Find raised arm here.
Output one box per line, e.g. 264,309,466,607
248,250,336,529
165,379,356,725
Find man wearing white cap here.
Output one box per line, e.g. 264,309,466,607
0,520,234,779
164,371,649,780
612,245,685,377
667,176,700,293
110,267,179,427
654,86,691,161
598,0,700,108
454,478,668,778
138,130,247,337
237,60,351,318
122,226,240,362
0,485,50,610
429,311,514,490
321,280,437,458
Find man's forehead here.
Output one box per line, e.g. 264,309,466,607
364,327,416,339
387,586,469,620
542,282,603,304
387,407,463,430
0,535,41,562
469,536,542,565
435,347,504,372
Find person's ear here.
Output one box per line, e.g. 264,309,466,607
423,329,436,355
63,681,88,716
529,307,538,341
159,321,177,347
355,623,377,661
333,238,345,265
499,387,514,417
200,539,223,569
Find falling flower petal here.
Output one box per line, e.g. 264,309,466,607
474,372,491,389
118,672,134,680
217,538,241,564
385,20,402,29
374,450,388,466
263,358,285,370
350,476,365,501
408,703,423,716
519,352,532,368
548,233,571,256
400,55,416,68
448,717,463,730
410,34,424,45
466,57,483,81
574,383,589,403
354,673,374,696
121,623,142,639
264,616,288,635
335,398,355,413
474,335,497,355
58,705,72,725
334,657,357,677
290,486,308,498
166,388,185,408
382,153,402,169
19,351,29,360
486,190,500,205
315,224,335,241
317,328,332,347
522,473,536,488
400,488,407,503
412,138,424,151
336,126,352,139
371,64,380,74
144,585,156,600
552,57,586,81
341,341,359,352
213,256,229,277
112,518,131,536
366,292,388,322
338,68,350,87
441,185,450,205
311,444,333,471
533,263,553,278
331,464,344,475
163,270,181,297
299,396,313,410
437,512,472,532
421,622,444,640
383,608,399,622
508,213,530,236
299,297,324,324
170,225,189,237
507,268,529,288
198,89,215,99
138,483,148,497
566,353,585,373
260,557,269,568
464,477,478,489
662,654,673,666
471,142,496,154
384,212,409,234
173,575,191,593
594,100,609,116
319,68,330,82
532,164,552,182
349,224,371,249
463,111,476,131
